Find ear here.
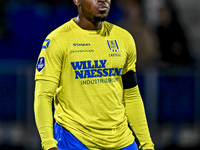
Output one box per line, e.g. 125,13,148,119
73,0,80,6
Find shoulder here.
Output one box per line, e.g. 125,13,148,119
47,20,73,40
104,22,135,48
104,21,133,37
41,20,73,53
104,21,134,45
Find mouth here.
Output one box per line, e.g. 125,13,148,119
97,3,109,11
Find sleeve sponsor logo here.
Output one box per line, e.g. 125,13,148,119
36,57,45,72
42,39,50,49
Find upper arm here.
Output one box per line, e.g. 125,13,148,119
35,35,63,84
122,71,138,89
122,33,137,89
122,33,137,75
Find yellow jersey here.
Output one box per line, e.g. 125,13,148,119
35,18,137,149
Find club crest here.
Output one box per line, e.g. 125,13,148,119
107,40,119,52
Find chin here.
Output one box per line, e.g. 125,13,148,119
94,15,108,22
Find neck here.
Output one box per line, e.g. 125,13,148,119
74,16,102,30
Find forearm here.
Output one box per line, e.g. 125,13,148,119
34,80,58,150
124,85,154,150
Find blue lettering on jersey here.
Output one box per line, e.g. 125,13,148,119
42,39,50,49
71,60,122,79
73,43,90,46
36,57,45,72
107,40,119,52
71,60,107,70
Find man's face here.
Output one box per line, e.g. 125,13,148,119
76,0,111,22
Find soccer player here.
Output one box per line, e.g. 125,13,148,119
34,0,155,150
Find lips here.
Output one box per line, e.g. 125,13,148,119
97,3,108,11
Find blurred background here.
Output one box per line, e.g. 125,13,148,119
0,0,200,149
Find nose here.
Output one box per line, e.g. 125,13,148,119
98,0,107,2
98,0,110,3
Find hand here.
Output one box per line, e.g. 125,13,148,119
48,147,59,150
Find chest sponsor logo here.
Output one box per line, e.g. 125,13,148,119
71,60,122,79
107,40,119,52
42,39,50,49
71,49,94,54
36,57,45,72
73,43,90,46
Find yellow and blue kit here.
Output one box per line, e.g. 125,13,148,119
34,18,154,150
